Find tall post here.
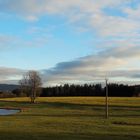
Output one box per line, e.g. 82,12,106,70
105,79,109,119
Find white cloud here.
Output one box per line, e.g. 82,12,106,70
0,33,50,49
0,0,139,36
0,34,16,49
41,45,140,86
0,67,25,84
124,3,140,20
0,0,140,85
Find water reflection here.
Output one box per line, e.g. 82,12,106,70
0,109,20,115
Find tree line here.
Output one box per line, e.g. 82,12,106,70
11,83,140,98
4,70,139,103
40,83,139,97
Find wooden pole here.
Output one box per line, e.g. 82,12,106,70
105,79,109,119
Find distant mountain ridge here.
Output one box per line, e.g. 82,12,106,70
0,84,19,92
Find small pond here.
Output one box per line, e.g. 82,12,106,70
0,109,20,115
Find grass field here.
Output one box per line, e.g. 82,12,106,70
0,97,140,140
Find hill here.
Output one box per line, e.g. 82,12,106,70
0,84,19,92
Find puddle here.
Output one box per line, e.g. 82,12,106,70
0,109,20,115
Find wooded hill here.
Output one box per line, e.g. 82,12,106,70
0,84,19,92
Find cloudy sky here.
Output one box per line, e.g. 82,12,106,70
0,0,140,86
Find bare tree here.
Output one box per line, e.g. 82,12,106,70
19,71,42,103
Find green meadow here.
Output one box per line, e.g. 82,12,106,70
0,97,140,140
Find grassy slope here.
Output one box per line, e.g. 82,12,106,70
0,97,140,140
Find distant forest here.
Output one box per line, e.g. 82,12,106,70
40,84,140,97
1,83,140,98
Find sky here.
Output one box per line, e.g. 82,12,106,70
0,0,140,86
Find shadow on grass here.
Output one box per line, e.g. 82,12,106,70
0,101,140,117
0,131,139,140
112,121,140,126
40,101,140,109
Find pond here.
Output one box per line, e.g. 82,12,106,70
0,109,20,115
